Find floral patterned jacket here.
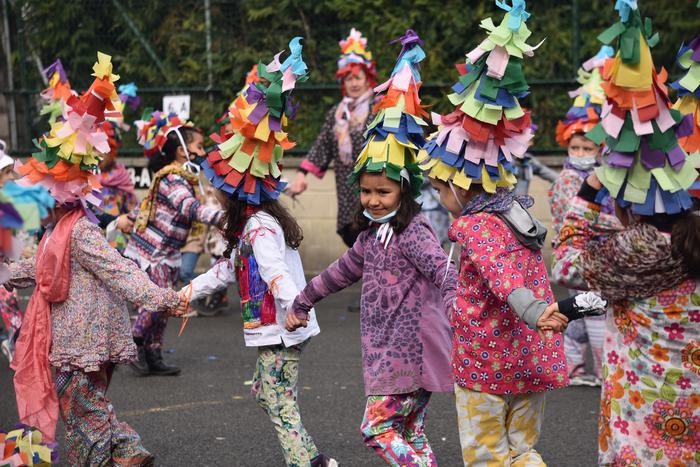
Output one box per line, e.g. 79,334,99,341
552,195,700,466
9,217,180,372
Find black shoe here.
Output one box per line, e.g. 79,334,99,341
145,348,181,376
130,344,150,376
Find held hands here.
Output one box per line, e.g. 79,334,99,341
284,308,308,332
170,288,191,317
536,303,569,340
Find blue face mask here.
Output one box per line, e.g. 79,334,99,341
363,207,399,224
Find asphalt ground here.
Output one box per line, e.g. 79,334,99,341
0,283,600,466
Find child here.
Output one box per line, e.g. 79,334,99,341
95,120,137,253
0,141,21,362
120,110,223,376
549,46,619,387
419,3,569,464
287,31,457,467
7,52,182,465
553,4,700,463
179,39,336,467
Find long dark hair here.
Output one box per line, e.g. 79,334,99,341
221,196,304,258
353,172,421,235
147,127,199,173
670,210,700,279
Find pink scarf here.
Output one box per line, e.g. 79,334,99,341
11,208,83,442
334,89,373,165
100,163,135,195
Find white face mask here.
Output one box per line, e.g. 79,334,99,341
363,207,399,224
567,154,597,170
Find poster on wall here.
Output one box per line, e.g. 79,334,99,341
162,95,191,119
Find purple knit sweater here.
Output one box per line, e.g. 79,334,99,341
292,214,456,396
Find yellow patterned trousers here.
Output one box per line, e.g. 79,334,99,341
455,385,546,466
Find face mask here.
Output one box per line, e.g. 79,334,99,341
567,154,597,170
363,207,399,224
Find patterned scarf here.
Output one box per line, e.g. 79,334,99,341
334,89,373,165
134,164,198,233
581,222,687,301
461,187,533,215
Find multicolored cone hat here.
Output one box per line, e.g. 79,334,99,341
671,27,700,197
134,108,195,158
585,0,699,215
419,0,542,193
17,52,123,209
40,59,74,124
336,28,377,93
350,29,427,197
202,37,309,206
556,46,614,147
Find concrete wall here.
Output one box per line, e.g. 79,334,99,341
278,166,557,275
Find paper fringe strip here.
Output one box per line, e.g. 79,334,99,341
556,46,614,147
419,0,541,193
203,37,308,206
671,34,700,197
0,424,58,466
351,29,427,198
40,59,74,125
585,2,699,215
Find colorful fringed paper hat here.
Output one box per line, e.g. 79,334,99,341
336,28,377,93
350,29,427,197
0,425,58,467
134,109,195,158
672,32,700,197
419,0,542,193
40,59,74,125
17,52,123,208
213,65,263,142
556,46,614,147
202,37,309,207
585,1,699,215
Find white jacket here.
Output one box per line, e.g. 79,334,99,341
186,212,320,347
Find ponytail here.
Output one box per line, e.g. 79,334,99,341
671,211,700,279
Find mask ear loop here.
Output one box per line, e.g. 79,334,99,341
442,179,463,287
170,126,204,195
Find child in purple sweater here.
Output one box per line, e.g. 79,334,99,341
287,169,456,466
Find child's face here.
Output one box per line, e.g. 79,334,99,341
214,188,229,208
567,134,599,158
359,172,401,219
0,166,15,187
429,178,468,217
186,132,205,158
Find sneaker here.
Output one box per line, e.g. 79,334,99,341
1,339,13,364
569,374,601,387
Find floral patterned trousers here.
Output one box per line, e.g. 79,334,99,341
251,343,319,467
455,385,546,466
360,388,437,467
55,364,153,466
132,263,179,351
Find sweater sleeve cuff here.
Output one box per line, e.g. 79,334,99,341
577,180,601,204
300,159,325,179
507,287,547,328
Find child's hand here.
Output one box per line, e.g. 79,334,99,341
284,311,307,332
536,303,569,340
171,291,190,317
